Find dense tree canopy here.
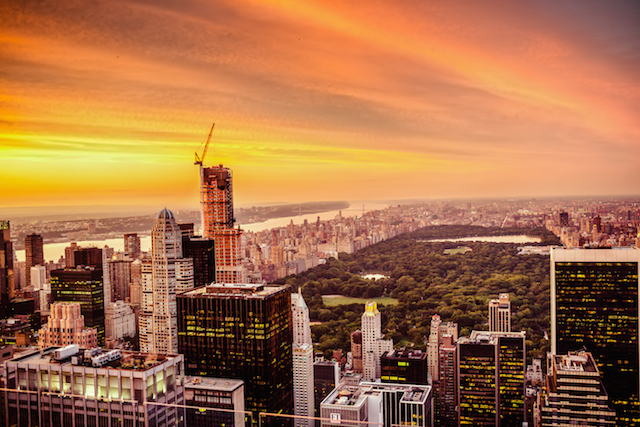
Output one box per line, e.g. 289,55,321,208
277,225,560,360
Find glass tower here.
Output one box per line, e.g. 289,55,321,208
551,248,640,427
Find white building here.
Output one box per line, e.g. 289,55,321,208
4,346,185,427
489,293,511,332
427,314,458,382
105,300,136,341
140,208,194,354
291,289,315,427
361,301,393,381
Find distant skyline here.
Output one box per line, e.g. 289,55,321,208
1,0,639,209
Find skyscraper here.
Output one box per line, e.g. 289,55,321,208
551,248,640,426
361,301,393,381
183,237,216,287
50,267,105,345
24,233,44,291
457,331,526,427
0,221,14,316
177,283,293,425
124,233,141,259
539,350,616,426
140,208,194,354
488,293,511,333
292,289,314,427
201,165,243,283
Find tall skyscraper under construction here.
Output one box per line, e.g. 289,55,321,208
196,124,244,284
551,248,640,426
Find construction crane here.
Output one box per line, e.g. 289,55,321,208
194,123,215,166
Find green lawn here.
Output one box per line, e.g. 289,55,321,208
444,246,473,255
321,295,399,307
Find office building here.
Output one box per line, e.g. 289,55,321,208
539,350,616,426
457,331,526,427
64,242,79,268
4,346,185,427
139,208,194,354
30,264,47,310
24,233,44,291
183,237,216,287
124,233,141,259
0,221,14,316
438,334,457,427
38,301,97,348
361,301,393,381
320,382,433,427
551,248,640,426
294,343,315,427
50,267,104,345
427,314,458,382
74,247,103,268
381,348,428,385
104,300,136,341
177,283,293,424
200,165,243,283
107,256,132,303
184,376,246,427
292,289,315,426
314,360,340,426
489,293,511,333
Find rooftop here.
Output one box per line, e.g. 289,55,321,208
184,376,244,392
180,283,289,299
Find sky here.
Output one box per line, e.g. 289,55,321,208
1,0,639,211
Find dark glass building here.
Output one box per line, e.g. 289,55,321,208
50,267,105,345
0,221,13,318
313,359,339,426
457,331,526,427
381,348,428,385
24,233,44,290
74,247,103,268
183,237,216,288
551,248,640,427
178,283,293,426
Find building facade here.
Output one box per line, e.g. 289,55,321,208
184,376,246,427
539,350,616,426
177,283,293,424
105,300,136,341
292,289,315,427
0,220,14,316
50,267,104,345
4,346,185,427
24,233,44,292
381,348,428,385
200,165,243,283
551,248,640,426
488,293,511,333
38,302,97,349
361,301,393,381
139,208,194,354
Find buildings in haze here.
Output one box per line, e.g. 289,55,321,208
489,293,511,333
124,232,141,259
24,233,44,292
4,346,185,427
539,350,616,426
139,208,194,354
200,165,243,283
50,267,104,345
177,282,293,425
361,301,393,381
38,301,97,348
551,248,640,426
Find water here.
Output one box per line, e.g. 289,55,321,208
14,201,390,262
239,201,389,233
422,235,541,244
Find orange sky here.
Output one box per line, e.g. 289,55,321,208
1,0,639,210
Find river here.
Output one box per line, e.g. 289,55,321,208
14,201,390,262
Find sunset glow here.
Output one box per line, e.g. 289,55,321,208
1,0,639,209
